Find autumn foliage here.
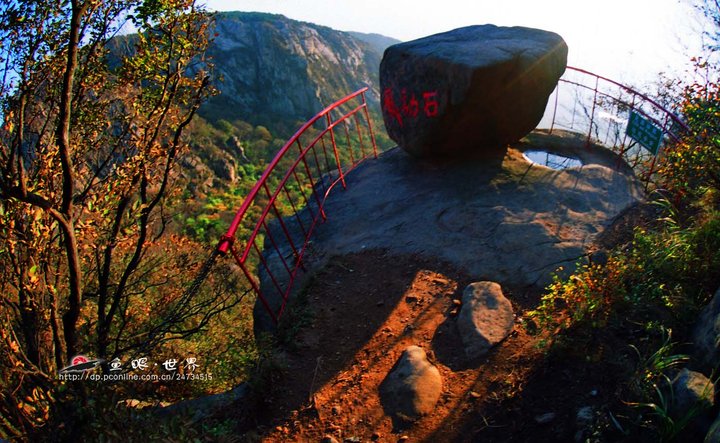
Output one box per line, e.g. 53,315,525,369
0,1,253,438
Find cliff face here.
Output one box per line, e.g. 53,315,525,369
201,12,398,126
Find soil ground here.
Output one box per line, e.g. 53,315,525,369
249,247,645,443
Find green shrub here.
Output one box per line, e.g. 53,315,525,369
527,256,629,334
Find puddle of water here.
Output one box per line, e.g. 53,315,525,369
523,150,583,170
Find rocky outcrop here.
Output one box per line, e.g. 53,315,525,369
379,346,442,421
693,287,720,371
203,12,397,126
227,136,250,163
457,282,514,359
206,149,237,184
255,130,644,332
295,130,642,286
380,25,567,158
180,153,215,193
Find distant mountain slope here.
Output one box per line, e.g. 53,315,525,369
348,31,401,54
201,12,395,128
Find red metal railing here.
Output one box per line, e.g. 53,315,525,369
216,88,378,325
540,66,688,186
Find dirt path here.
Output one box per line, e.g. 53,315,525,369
253,250,618,442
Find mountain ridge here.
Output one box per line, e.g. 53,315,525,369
200,11,400,129
178,11,397,235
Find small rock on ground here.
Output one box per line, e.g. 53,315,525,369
379,345,443,421
534,412,556,424
670,368,715,419
456,281,514,359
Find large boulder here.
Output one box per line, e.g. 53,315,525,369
380,25,567,158
379,346,442,421
457,281,514,359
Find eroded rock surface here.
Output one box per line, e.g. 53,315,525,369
255,130,644,332
306,131,641,283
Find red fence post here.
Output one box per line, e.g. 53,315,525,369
326,112,346,189
361,90,379,158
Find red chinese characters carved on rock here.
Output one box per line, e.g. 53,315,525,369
383,88,439,127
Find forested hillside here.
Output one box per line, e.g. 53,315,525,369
181,11,396,243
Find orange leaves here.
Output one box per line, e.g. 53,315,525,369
15,386,52,424
529,256,631,334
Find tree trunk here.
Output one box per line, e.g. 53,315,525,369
55,0,87,358
59,219,82,358
50,292,66,371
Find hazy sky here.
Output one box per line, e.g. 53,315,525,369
204,0,711,87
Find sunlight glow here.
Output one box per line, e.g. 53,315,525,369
204,0,709,88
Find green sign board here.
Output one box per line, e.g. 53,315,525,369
626,110,663,155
